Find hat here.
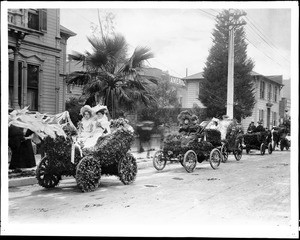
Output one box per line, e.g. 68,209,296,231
80,105,94,116
191,115,198,121
92,105,108,114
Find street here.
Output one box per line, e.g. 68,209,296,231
7,150,294,237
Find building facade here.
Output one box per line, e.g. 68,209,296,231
8,8,76,114
181,72,206,109
182,71,283,131
241,72,283,131
278,78,291,121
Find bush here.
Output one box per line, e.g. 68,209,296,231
65,97,84,128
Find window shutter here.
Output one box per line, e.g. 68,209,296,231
39,9,47,31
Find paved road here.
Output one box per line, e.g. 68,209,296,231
6,150,296,237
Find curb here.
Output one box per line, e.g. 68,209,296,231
8,159,153,188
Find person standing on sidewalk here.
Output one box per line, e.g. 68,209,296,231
9,126,36,170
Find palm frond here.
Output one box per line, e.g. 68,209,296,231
67,71,91,85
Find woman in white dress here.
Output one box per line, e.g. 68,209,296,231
83,105,111,148
77,105,95,145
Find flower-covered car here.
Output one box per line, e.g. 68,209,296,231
9,107,137,192
152,112,222,173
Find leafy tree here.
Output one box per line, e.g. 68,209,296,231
67,11,158,119
151,73,180,108
199,9,256,121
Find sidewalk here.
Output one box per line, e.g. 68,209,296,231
8,150,157,188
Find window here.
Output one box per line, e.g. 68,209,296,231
28,9,47,31
260,81,265,99
274,86,278,102
259,109,264,123
27,64,39,111
268,83,271,101
268,83,272,101
9,60,22,108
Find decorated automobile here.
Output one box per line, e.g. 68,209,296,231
205,118,244,162
152,111,222,173
8,107,137,192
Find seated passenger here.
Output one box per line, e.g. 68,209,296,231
83,105,111,149
179,117,190,136
77,105,95,143
255,120,265,132
247,121,256,133
189,115,201,134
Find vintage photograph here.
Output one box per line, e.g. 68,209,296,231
1,1,298,238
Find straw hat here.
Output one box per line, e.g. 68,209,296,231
92,104,108,114
80,105,94,116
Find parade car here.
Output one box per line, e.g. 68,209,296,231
243,130,273,155
9,107,137,192
153,119,222,173
219,121,244,163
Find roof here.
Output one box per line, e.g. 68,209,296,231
265,75,283,85
182,72,204,80
60,25,76,37
250,71,283,85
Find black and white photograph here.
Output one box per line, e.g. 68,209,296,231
1,1,298,238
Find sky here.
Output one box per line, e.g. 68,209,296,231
57,2,296,80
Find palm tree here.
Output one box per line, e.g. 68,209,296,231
67,34,158,118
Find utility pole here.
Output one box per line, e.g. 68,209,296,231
226,9,246,119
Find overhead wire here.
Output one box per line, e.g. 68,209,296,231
244,13,290,61
244,24,289,67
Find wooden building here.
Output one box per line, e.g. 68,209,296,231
8,9,76,114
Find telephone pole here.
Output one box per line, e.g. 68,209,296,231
226,9,246,119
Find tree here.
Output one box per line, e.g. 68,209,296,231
67,11,158,118
199,9,256,121
151,73,181,108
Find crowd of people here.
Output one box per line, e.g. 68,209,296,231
246,120,265,133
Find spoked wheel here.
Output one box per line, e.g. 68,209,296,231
233,142,243,161
152,150,167,171
209,148,221,169
36,156,61,188
268,142,273,154
118,153,137,185
220,144,228,163
260,143,266,155
183,150,197,173
76,156,101,192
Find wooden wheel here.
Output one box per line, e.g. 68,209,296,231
118,153,137,185
233,142,243,161
36,156,61,188
152,150,167,171
183,150,197,173
209,148,221,169
76,156,101,192
220,143,228,163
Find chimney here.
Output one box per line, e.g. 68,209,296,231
186,68,188,77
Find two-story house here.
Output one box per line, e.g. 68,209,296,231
242,71,283,131
182,71,283,131
8,8,76,114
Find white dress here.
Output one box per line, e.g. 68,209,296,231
83,115,111,149
78,118,94,145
